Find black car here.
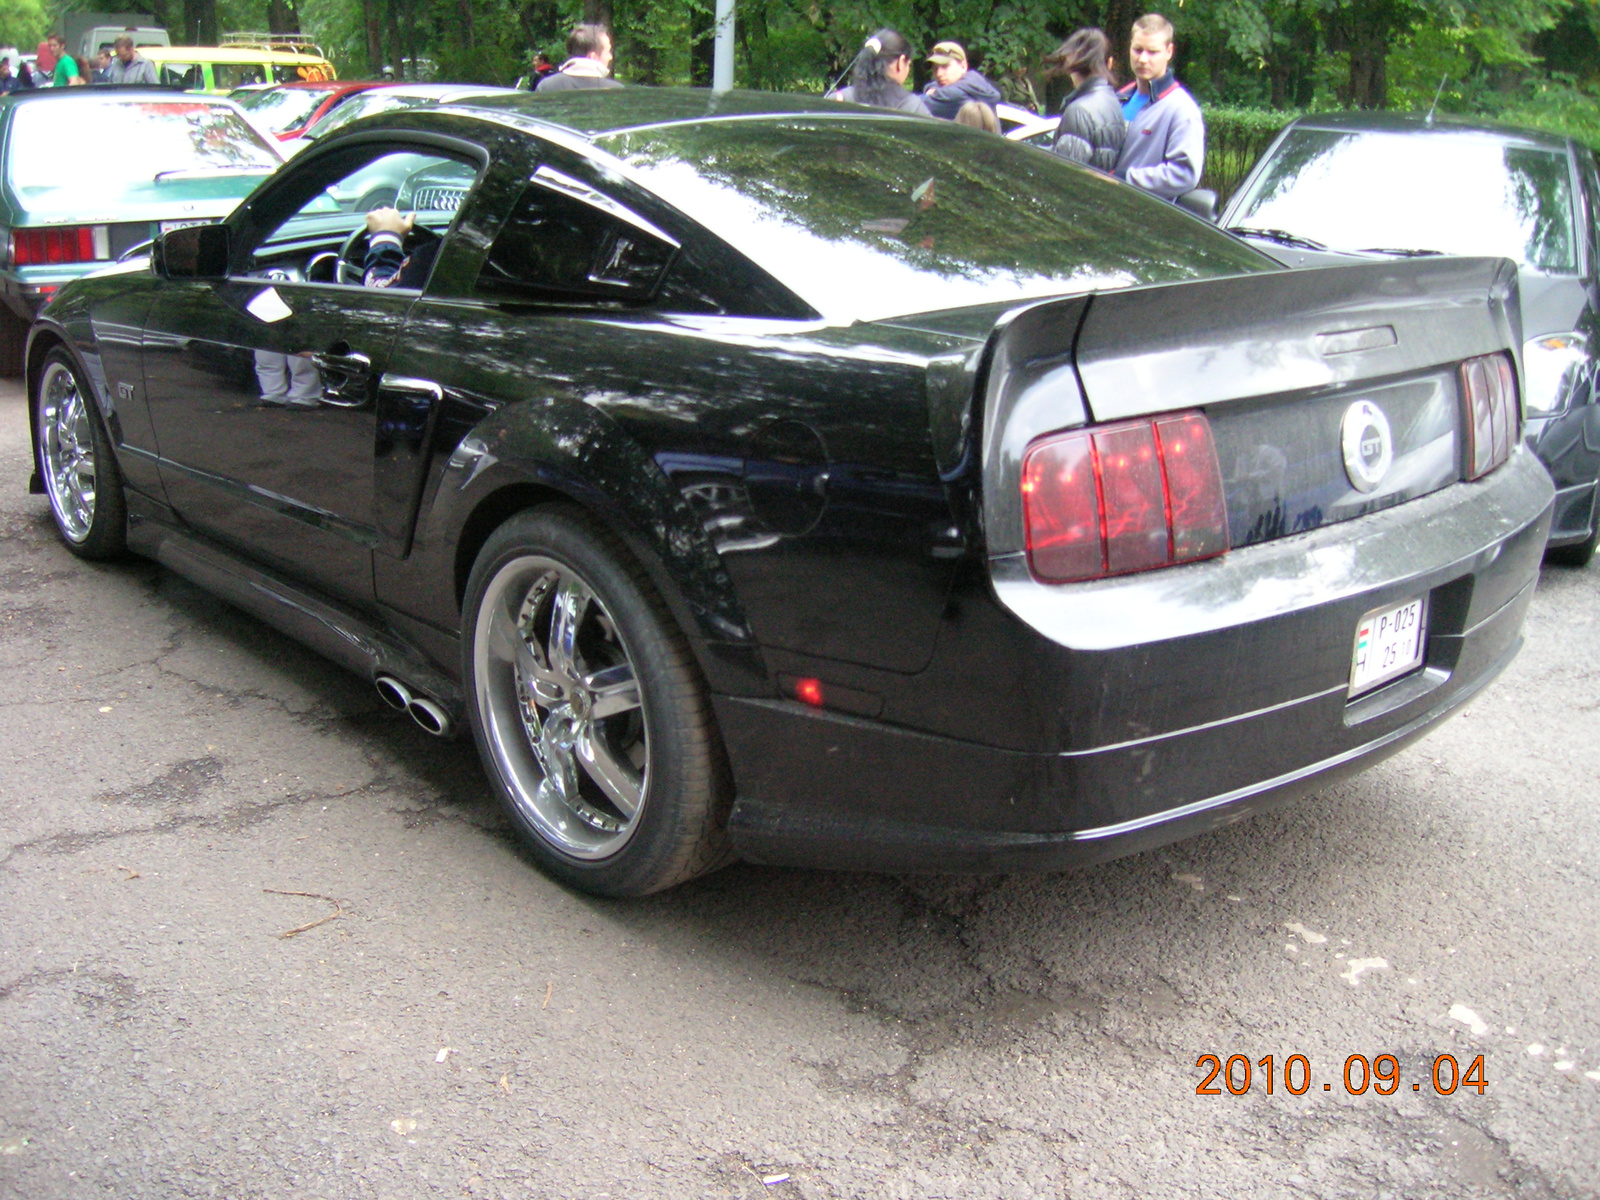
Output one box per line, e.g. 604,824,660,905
27,90,1552,896
1221,112,1600,566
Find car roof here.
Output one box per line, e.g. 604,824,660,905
0,85,239,106
349,83,519,100
432,87,920,140
263,79,376,93
1287,109,1572,152
142,45,332,64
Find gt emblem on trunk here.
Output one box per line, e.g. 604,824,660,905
1341,400,1393,493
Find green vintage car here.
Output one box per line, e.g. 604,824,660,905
0,87,282,373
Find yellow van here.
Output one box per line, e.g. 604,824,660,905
140,44,337,93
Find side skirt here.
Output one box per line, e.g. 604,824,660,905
125,494,463,726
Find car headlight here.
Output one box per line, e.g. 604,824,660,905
1522,332,1589,418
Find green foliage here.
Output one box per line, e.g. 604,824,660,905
0,0,47,49
1201,105,1297,199
1487,73,1600,147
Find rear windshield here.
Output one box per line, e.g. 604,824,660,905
1231,128,1578,273
236,84,336,134
6,98,280,213
597,117,1272,322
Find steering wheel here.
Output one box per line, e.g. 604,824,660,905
336,221,442,286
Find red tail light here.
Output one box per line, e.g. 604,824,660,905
10,226,110,267
1460,352,1518,480
1022,411,1228,583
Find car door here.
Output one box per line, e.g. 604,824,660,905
141,139,483,608
378,143,961,674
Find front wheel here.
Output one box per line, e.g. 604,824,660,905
462,507,732,896
34,348,127,559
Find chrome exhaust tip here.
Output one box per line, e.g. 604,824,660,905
374,676,413,711
407,696,451,738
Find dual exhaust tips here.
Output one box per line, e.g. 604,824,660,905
374,676,452,737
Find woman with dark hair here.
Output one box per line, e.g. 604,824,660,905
829,29,932,116
1048,28,1125,170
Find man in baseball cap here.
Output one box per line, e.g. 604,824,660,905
922,40,1002,120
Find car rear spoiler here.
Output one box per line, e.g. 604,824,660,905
1072,255,1522,421
976,255,1523,559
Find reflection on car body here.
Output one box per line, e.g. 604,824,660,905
26,89,1553,897
0,87,282,373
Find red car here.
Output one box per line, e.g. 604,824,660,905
231,80,385,144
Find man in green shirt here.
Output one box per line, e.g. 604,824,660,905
46,34,83,86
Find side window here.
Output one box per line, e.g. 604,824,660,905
160,62,201,89
249,149,476,290
477,165,678,304
215,62,266,89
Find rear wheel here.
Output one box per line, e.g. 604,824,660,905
462,507,732,896
34,348,127,559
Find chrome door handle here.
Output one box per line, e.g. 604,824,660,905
379,374,443,401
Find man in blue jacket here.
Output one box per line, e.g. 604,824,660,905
921,41,1002,120
1114,14,1204,200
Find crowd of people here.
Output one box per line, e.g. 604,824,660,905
528,12,1203,204
0,32,158,92
822,13,1203,201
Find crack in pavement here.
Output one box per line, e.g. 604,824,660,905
0,781,385,867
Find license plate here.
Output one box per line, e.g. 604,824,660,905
1349,598,1426,696
159,219,213,233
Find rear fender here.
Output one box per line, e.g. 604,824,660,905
421,392,765,693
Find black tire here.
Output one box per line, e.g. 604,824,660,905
0,307,27,379
34,347,127,560
461,506,733,896
355,186,399,212
1545,487,1599,568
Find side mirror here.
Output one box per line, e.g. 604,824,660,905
1175,188,1219,223
152,223,230,280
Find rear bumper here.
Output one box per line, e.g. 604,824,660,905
1545,479,1596,548
721,449,1553,873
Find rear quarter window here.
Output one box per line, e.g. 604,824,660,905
600,117,1272,322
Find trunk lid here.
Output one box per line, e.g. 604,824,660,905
979,256,1522,561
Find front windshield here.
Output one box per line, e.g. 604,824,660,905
1232,128,1578,272
7,98,280,213
234,85,336,134
599,117,1271,322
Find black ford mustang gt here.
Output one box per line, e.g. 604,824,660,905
27,90,1553,896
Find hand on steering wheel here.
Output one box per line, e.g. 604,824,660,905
336,209,439,285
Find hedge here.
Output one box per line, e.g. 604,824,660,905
1201,106,1299,203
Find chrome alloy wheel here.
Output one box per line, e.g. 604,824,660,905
38,361,96,543
474,555,648,859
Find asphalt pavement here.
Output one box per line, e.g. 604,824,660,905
1,377,1596,1199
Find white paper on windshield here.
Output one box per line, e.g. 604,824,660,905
246,287,293,324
